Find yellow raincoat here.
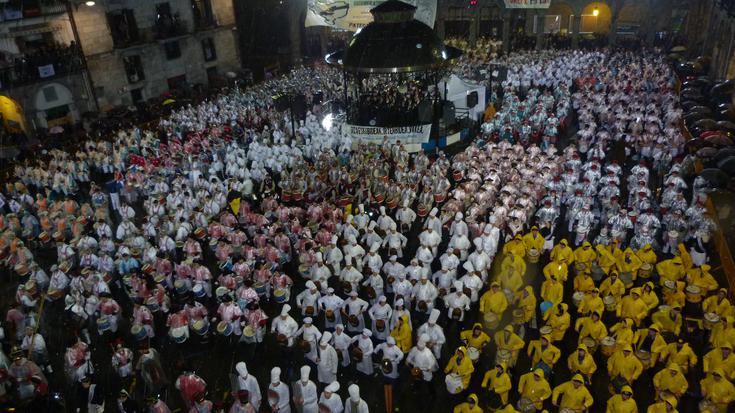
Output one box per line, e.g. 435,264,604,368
550,239,574,264
578,290,604,316
704,345,735,380
652,363,688,398
500,253,526,279
596,243,619,274
610,319,635,349
518,369,551,410
551,374,593,411
599,273,626,301
502,235,526,258
617,288,648,326
573,272,595,294
605,385,639,413
616,248,642,280
499,265,523,293
444,346,474,389
704,289,731,317
544,303,570,342
453,393,483,413
479,284,508,317
567,344,597,379
522,228,544,252
633,325,667,365
527,335,560,367
636,244,657,266
515,286,537,324
541,277,564,305
678,244,692,271
607,347,643,383
543,260,569,282
575,313,608,344
640,282,660,311
687,264,719,293
661,340,697,373
656,256,685,286
481,362,511,405
700,369,735,413
651,307,682,336
390,314,413,353
493,325,525,365
460,324,491,351
709,317,735,349
573,242,597,267
646,396,678,413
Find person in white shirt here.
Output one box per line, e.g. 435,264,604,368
351,329,374,376
375,336,403,413
295,317,322,364
416,309,446,360
234,362,261,411
318,381,343,413
444,281,471,322
267,367,290,413
271,304,299,347
342,292,368,334
318,288,345,331
344,384,369,413
368,296,393,341
292,365,318,413
317,332,338,385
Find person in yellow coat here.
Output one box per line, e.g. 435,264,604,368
606,385,638,413
444,346,474,390
677,243,692,271
540,275,563,305
514,286,537,325
481,362,511,405
661,338,697,374
522,226,544,254
636,244,657,267
701,368,735,413
543,303,570,343
460,323,491,355
687,264,719,294
575,311,608,345
499,253,526,281
567,344,597,383
573,270,595,294
599,272,626,302
578,288,604,316
527,335,560,375
704,343,735,380
610,318,635,350
551,374,593,411
502,234,526,258
453,393,483,413
616,247,642,284
704,288,731,318
662,280,686,309
640,282,660,312
651,304,682,337
652,363,688,400
596,241,621,274
633,323,667,365
479,282,508,319
656,256,685,286
607,346,644,384
518,368,551,411
710,316,735,349
573,241,597,270
498,264,523,294
542,258,569,283
646,395,678,413
617,288,648,326
493,325,525,366
550,239,574,264
390,313,412,353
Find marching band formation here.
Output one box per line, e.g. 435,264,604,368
0,44,729,413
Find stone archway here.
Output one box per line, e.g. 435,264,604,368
32,82,77,129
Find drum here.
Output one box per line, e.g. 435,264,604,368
52,231,64,241
417,205,428,217
609,376,629,395
350,346,363,362
348,314,359,327
572,291,585,308
483,312,499,330
215,286,230,299
386,199,398,210
410,367,423,380
318,403,333,413
325,309,336,322
192,319,208,335
636,349,652,369
38,231,50,243
216,321,233,336
591,262,605,281
268,389,280,407
639,263,653,278
417,301,428,312
153,273,166,284
342,281,352,295
170,326,188,343
488,392,503,411
445,373,464,394
516,397,536,413
628,210,638,224
374,193,385,204
559,409,579,413
434,193,446,203
604,295,617,312
299,339,311,353
619,271,633,288
495,349,512,366
534,361,552,377
574,262,588,274
337,196,351,207
14,263,29,276
292,192,303,202
282,190,291,202
539,326,553,336
192,283,206,298
254,282,266,295
453,170,463,181
141,264,154,274
145,297,161,313
174,279,189,295
376,319,386,332
209,239,219,251
131,323,148,341
699,399,719,413
601,336,616,357
582,336,598,354
704,312,721,330
274,288,288,303
512,309,525,325
381,358,393,374
527,248,540,263
364,286,376,300
686,285,703,303
468,346,480,363
47,288,64,300
438,288,447,297
276,334,288,346
451,308,462,320
97,316,112,333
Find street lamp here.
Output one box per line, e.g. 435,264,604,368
85,1,96,5
592,7,599,17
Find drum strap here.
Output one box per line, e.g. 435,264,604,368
640,335,654,352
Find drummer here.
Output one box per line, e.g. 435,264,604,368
492,325,524,367
517,368,551,411
374,336,403,413
368,296,393,342
319,287,345,331
296,281,321,318
480,362,511,407
342,291,368,334
295,317,322,364
443,346,474,394
567,344,596,384
526,334,560,378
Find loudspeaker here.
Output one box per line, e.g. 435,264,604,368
417,99,432,124
466,91,478,108
442,101,455,125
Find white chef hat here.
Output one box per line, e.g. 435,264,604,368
280,304,291,316
430,208,438,217
320,332,332,344
455,212,463,220
389,255,397,261
325,381,340,393
463,261,475,272
378,295,387,302
453,280,463,291
300,365,311,381
305,280,316,290
370,243,379,253
429,309,440,324
358,204,364,213
303,317,313,324
386,336,396,345
418,333,430,345
270,367,281,383
368,221,376,231
348,384,360,402
362,328,372,337
236,362,248,377
331,235,338,244
335,324,344,330
395,298,404,307
390,222,397,231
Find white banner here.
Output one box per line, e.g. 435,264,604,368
306,0,436,31
38,64,55,78
503,0,551,8
345,123,431,146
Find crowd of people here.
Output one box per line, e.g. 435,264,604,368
0,41,730,413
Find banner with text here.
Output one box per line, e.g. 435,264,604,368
346,123,432,147
306,0,436,31
503,0,551,8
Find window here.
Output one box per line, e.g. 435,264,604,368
130,88,144,103
202,38,216,61
167,74,186,90
107,9,140,48
42,86,58,102
123,55,145,83
163,41,181,60
191,0,216,30
155,2,184,39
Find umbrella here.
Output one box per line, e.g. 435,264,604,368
671,45,687,53
717,156,735,175
163,99,176,106
698,168,731,188
705,134,734,146
696,147,719,158
49,125,64,134
715,147,735,163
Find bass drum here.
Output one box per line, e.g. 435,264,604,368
445,373,464,394
516,397,536,413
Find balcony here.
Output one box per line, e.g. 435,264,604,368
0,45,85,91
0,0,67,22
154,18,189,40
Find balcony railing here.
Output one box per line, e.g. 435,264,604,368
0,45,85,91
0,0,67,22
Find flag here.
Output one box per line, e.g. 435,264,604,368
229,197,241,215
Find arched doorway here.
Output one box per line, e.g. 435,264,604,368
33,82,77,130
